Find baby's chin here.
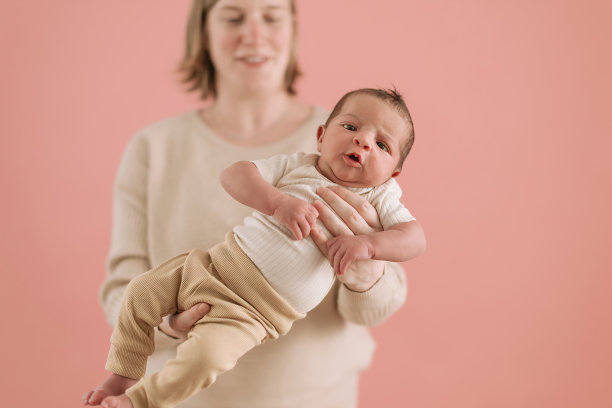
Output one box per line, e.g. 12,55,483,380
338,175,394,189
328,175,380,189
316,161,385,188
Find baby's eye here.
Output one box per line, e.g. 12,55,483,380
343,124,357,131
376,141,389,152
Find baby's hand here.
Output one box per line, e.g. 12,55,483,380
273,195,319,240
326,235,373,275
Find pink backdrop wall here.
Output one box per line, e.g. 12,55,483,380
1,1,610,407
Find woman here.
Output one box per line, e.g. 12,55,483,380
99,0,426,407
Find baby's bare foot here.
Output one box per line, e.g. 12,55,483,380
82,373,137,406
101,394,133,408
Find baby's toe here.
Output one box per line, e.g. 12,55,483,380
82,390,94,405
88,389,110,405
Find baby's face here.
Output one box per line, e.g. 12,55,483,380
316,94,407,188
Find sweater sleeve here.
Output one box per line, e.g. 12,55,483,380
336,261,407,327
99,133,152,327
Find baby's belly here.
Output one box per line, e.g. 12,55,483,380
234,216,335,313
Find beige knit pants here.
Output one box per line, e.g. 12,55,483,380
105,233,304,408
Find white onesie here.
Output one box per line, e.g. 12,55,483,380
233,152,415,312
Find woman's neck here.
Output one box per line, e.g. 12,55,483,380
201,89,310,146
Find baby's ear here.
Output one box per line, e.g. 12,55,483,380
316,125,326,151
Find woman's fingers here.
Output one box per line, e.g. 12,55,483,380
317,186,382,234
166,303,211,338
312,200,353,237
326,185,380,226
327,185,382,230
310,226,329,257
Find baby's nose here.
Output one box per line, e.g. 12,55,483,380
353,136,371,151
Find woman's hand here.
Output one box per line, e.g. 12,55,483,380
310,186,385,292
158,303,210,340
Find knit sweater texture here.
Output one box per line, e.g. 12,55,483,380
99,108,408,408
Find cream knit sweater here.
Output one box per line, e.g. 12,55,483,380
100,108,408,408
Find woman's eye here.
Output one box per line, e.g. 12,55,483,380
264,10,288,24
264,14,282,23
222,14,244,24
376,141,389,151
343,124,357,131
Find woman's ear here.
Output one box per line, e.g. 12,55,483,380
316,125,325,152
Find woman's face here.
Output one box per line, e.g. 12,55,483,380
207,0,294,96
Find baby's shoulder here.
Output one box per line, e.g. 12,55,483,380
370,178,403,199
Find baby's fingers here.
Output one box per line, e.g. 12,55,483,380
338,253,355,276
306,212,318,227
328,242,343,274
288,222,303,240
297,217,311,239
333,250,346,275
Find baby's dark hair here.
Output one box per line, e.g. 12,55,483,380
325,87,415,169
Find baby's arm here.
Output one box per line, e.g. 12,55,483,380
326,221,417,275
220,161,318,240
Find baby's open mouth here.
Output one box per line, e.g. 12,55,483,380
348,154,360,163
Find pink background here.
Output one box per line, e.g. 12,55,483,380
1,1,611,407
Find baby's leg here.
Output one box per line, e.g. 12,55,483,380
106,254,191,379
125,310,269,407
84,253,190,406
81,374,136,406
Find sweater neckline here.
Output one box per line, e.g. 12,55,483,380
188,106,327,153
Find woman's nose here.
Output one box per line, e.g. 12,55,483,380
353,136,371,151
241,16,265,45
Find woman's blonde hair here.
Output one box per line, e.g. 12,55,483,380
178,0,301,99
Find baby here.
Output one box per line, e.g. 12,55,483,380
84,88,420,408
